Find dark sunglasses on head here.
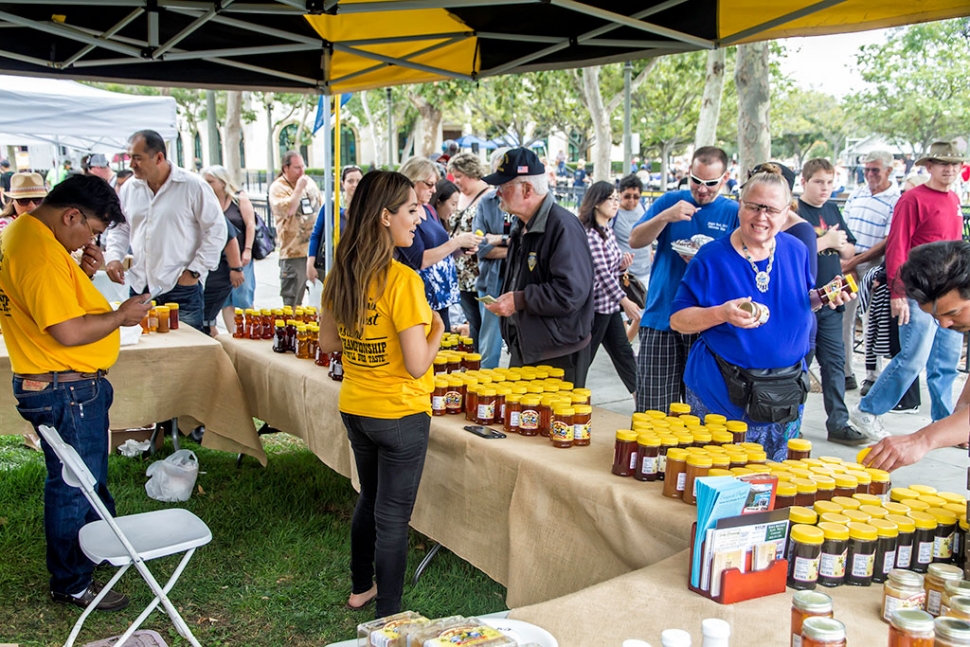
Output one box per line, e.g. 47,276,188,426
14,197,41,207
690,174,722,187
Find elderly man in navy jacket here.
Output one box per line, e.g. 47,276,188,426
484,148,594,386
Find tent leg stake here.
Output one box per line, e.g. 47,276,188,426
411,542,442,587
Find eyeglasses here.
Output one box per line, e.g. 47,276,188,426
620,192,641,200
862,167,885,175
14,197,41,207
607,195,620,203
690,174,723,188
741,201,785,217
418,179,436,189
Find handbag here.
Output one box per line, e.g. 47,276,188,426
713,353,808,425
620,272,646,309
251,213,276,260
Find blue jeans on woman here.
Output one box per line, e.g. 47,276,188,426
13,375,115,595
859,298,962,421
342,411,430,618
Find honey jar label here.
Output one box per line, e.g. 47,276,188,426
819,549,846,578
509,411,520,426
676,472,686,492
573,422,591,441
551,421,573,442
934,534,953,559
791,555,819,582
520,409,539,430
658,454,667,473
640,456,658,475
432,396,446,411
928,589,944,616
477,402,495,421
917,540,934,565
445,390,462,409
896,545,912,568
881,550,896,574
883,590,926,622
850,552,874,578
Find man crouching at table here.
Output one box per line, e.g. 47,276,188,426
0,175,151,611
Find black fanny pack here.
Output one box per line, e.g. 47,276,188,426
713,353,808,425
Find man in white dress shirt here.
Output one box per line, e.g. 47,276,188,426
104,130,226,331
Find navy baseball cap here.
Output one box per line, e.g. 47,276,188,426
482,148,545,185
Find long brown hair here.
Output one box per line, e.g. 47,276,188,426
321,171,414,337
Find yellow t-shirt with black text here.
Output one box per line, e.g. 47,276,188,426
337,260,433,418
0,215,119,374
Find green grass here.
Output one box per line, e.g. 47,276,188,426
0,432,507,646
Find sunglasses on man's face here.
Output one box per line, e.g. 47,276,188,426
14,197,41,207
690,174,722,188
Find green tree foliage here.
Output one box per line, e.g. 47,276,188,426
846,18,970,154
771,86,851,166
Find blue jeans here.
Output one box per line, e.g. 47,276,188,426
860,298,962,421
342,411,430,619
13,376,115,595
478,289,503,369
132,282,205,332
811,306,850,433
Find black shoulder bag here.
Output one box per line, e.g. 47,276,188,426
713,353,809,425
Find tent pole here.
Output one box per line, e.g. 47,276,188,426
323,93,333,276
334,97,342,248
623,61,632,176
386,88,394,168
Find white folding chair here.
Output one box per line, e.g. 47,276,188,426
37,425,212,647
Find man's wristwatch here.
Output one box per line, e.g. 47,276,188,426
230,267,243,272
188,270,200,279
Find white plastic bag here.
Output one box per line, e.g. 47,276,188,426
145,449,199,502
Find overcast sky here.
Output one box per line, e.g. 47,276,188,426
777,28,891,97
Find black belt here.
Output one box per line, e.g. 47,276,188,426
15,369,109,383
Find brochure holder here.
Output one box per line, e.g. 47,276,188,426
687,522,789,605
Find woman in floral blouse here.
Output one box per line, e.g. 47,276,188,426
448,153,492,349
579,181,640,398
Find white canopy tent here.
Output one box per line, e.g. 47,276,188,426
0,74,177,156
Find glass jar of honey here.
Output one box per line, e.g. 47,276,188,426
519,396,541,436
793,478,818,509
816,522,849,588
572,404,592,446
845,522,878,586
445,377,464,415
635,435,661,482
941,581,970,617
164,302,180,330
662,448,689,499
885,569,927,622
935,617,970,646
800,616,846,647
776,482,798,509
911,512,940,574
611,430,639,477
888,608,935,647
669,402,691,417
871,518,900,584
788,438,812,461
232,307,245,338
927,564,965,617
867,468,891,501
791,590,833,647
682,454,712,506
946,595,970,621
155,306,170,333
431,379,448,416
272,320,286,352
504,394,522,433
789,525,825,590
928,508,959,564
550,407,574,448
477,388,497,425
537,395,556,437
726,420,747,443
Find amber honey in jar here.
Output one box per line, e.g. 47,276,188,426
261,308,274,339
668,402,691,417
946,595,970,620
813,476,837,502
791,590,833,647
432,379,448,416
928,508,959,564
927,564,966,617
445,377,464,415
833,474,859,499
935,616,970,646
788,438,813,461
504,394,522,433
941,581,970,617
635,435,661,482
462,353,482,372
233,307,245,337
155,306,170,333
164,302,180,330
816,522,849,588
726,420,747,443
888,608,935,647
572,404,592,446
887,514,918,571
682,454,712,506
272,320,286,352
662,448,689,499
871,518,901,583
800,616,845,647
550,407,574,448
465,382,479,422
295,324,309,358
494,387,510,424
885,569,928,622
845,522,878,586
793,478,818,509
537,395,556,437
911,511,940,574
477,388,497,425
789,525,825,590
519,396,541,436
612,430,639,477
776,482,798,509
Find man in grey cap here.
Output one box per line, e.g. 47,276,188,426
83,154,117,188
840,150,901,392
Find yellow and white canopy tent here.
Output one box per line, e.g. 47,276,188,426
0,0,965,266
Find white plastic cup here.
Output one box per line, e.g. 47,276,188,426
660,629,692,647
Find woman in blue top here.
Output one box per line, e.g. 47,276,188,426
670,169,851,461
395,157,480,332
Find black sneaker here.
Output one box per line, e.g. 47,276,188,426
845,375,858,391
860,378,876,396
827,425,870,447
51,581,129,612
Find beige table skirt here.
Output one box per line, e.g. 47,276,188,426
510,549,888,645
0,328,266,465
219,336,697,607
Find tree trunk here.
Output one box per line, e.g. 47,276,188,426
225,91,243,185
294,95,310,156
265,93,275,180
408,93,442,158
582,66,612,182
735,42,771,174
695,48,727,149
359,90,380,167
205,90,220,167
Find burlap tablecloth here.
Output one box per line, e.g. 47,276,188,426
0,328,266,465
219,336,697,607
510,549,888,645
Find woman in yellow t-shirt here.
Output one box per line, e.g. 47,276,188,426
319,171,445,618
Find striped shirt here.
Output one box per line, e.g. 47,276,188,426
843,182,901,252
586,225,626,314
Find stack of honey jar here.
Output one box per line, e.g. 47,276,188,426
229,305,346,379
431,352,593,449
138,300,180,333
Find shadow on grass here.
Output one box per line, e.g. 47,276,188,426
0,432,506,646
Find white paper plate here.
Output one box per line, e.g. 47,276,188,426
671,240,699,257
482,618,558,647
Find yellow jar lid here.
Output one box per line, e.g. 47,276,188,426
739,442,763,451
812,475,837,491
657,434,677,446
569,393,588,404
891,487,919,501
814,501,843,516
943,503,966,517
644,409,667,419
851,493,882,506
828,497,860,512
285,319,298,326
882,502,911,515
927,508,958,525
747,450,768,463
539,395,558,406
495,387,512,396
744,465,771,474
791,524,825,545
665,418,686,428
520,395,541,406
906,500,931,512
434,378,449,388
542,382,561,393
773,471,794,482
730,467,754,476
526,383,545,394
652,419,671,429
710,431,733,445
846,470,872,485
784,459,809,468
726,420,748,432
295,323,307,331
792,478,818,494
818,455,843,464
274,319,285,327
573,404,592,415
703,413,726,425
859,505,888,519
479,388,497,397
686,454,713,468
669,402,691,414
572,388,592,397
802,458,824,468
680,414,701,426
907,511,938,530
637,434,661,446
615,430,638,442
632,421,653,431
692,431,713,443
886,514,916,533
777,482,798,497
707,469,734,478
909,484,937,496
810,466,836,476
848,522,878,542
446,376,464,387
666,448,689,461
834,474,859,489
506,394,522,403
164,302,179,309
787,468,813,479
868,518,899,538
533,370,549,379
787,438,813,452
464,353,482,362
817,521,850,541
820,513,851,526
547,367,565,378
789,506,818,525
919,495,947,508
939,492,967,505
866,468,891,483
827,464,848,474
843,509,872,523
